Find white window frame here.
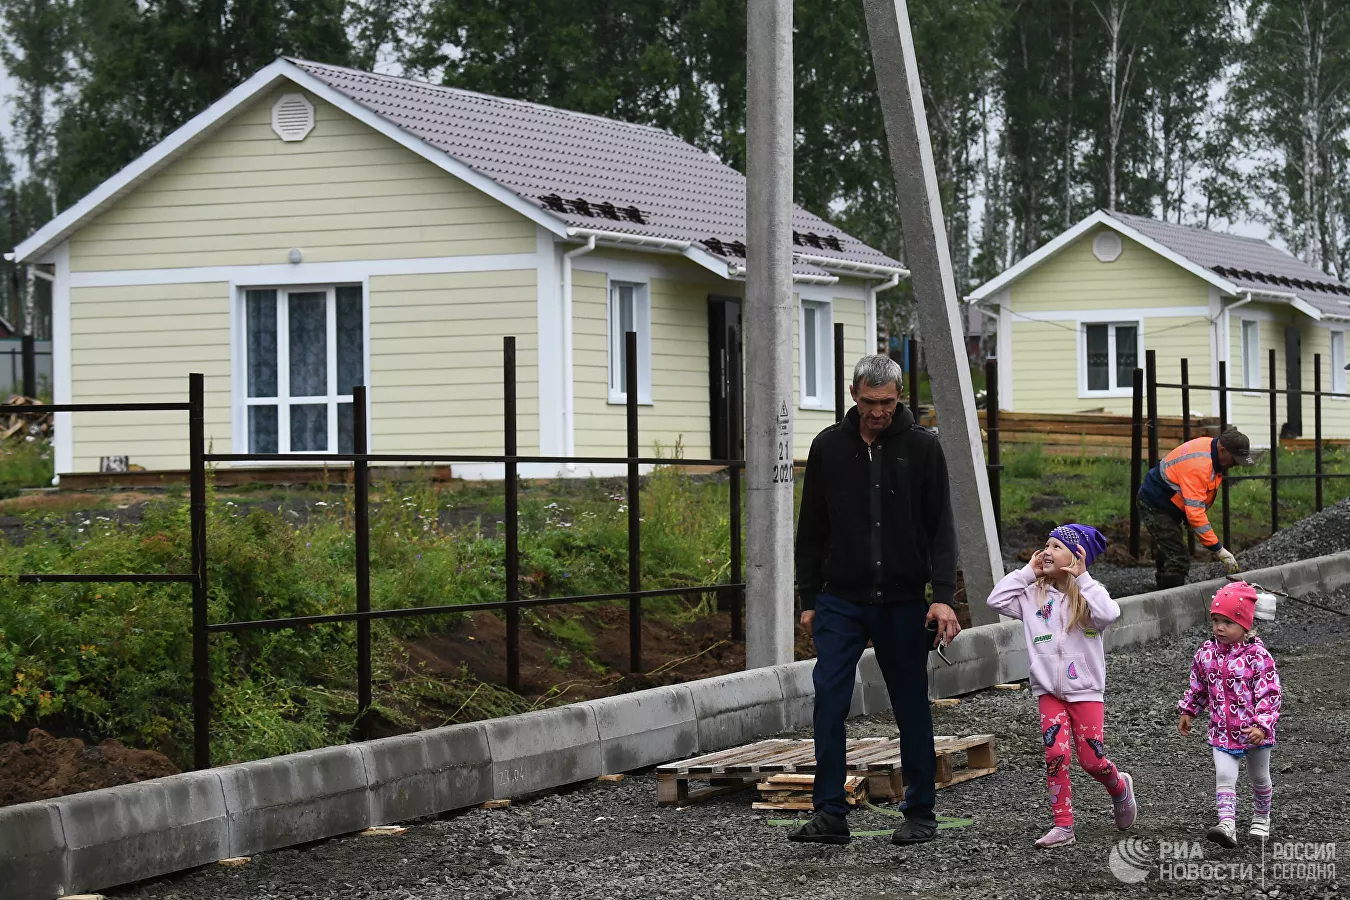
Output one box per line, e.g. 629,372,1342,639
233,282,370,455
798,298,834,409
607,279,652,405
1241,318,1262,391
1331,330,1347,396
1077,318,1143,398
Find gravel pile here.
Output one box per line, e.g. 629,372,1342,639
113,588,1350,900
1237,499,1350,571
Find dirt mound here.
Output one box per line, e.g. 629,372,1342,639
1238,498,1350,570
0,728,180,807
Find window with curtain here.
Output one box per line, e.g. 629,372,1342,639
800,300,832,406
245,285,364,454
1242,320,1261,390
1332,331,1346,394
608,281,651,403
1082,321,1139,393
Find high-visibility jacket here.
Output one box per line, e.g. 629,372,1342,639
1138,437,1225,550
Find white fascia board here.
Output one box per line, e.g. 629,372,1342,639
16,61,294,262
16,58,572,263
967,210,1239,302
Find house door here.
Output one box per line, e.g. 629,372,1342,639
1284,325,1302,437
708,296,743,460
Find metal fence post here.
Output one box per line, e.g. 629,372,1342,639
1181,358,1194,556
729,330,744,643
907,337,919,417
21,334,35,399
1129,368,1143,559
1269,347,1279,534
834,322,846,423
626,330,642,675
1146,349,1159,468
353,385,372,739
1219,361,1230,548
504,337,521,694
189,373,211,770
1315,353,1324,512
985,357,1001,540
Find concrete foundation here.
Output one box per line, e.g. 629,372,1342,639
3,551,1344,900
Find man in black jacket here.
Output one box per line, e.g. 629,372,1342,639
789,354,962,846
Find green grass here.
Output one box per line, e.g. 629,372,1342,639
0,465,737,766
0,437,54,498
996,444,1350,550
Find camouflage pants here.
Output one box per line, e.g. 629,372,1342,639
1137,499,1192,579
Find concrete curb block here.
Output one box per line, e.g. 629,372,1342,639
3,549,1346,900
58,770,228,892
688,667,786,752
0,801,66,900
361,724,492,825
484,705,602,799
581,686,699,774
219,745,370,858
775,659,817,731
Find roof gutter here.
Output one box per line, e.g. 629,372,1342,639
866,272,902,354
565,227,735,281
725,262,838,285
792,253,909,280
561,235,596,468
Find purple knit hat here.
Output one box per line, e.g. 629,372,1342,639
1048,524,1107,567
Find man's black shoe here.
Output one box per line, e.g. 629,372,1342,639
890,817,938,845
787,811,851,844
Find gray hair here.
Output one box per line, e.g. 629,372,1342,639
852,354,903,392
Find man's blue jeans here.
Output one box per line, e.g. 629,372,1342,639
811,592,937,821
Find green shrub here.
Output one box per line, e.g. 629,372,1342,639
1003,444,1046,479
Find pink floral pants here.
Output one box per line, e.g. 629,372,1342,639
1039,695,1125,827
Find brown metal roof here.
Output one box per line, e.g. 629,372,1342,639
1113,212,1350,318
292,59,902,274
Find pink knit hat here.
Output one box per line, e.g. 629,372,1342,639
1210,582,1257,632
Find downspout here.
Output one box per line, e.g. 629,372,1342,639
561,236,596,468
866,272,901,354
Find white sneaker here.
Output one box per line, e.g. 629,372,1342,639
1207,820,1238,848
1250,815,1271,839
1035,825,1076,849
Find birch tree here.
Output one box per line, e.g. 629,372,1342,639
1235,0,1350,273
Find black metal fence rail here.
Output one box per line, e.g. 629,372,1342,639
6,335,748,771
1129,348,1350,557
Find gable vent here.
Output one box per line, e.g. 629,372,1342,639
271,94,315,142
1093,230,1123,263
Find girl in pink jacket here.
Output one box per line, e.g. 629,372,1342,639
1178,581,1282,848
987,524,1138,849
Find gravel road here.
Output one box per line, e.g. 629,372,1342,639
111,585,1349,900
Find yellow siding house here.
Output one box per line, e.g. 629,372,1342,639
13,59,904,479
970,210,1350,445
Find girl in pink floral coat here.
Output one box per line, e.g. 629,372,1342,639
1178,581,1282,848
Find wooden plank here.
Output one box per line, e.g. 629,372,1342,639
939,734,996,753
940,766,998,788
757,743,820,773
719,741,803,773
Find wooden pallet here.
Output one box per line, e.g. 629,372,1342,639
655,734,996,806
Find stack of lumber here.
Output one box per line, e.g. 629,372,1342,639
920,409,1221,459
754,774,866,811
1,395,52,443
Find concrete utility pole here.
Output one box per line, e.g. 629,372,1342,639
744,0,796,668
862,0,1003,625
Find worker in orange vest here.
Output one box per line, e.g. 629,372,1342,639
1136,428,1255,590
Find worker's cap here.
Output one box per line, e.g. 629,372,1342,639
1217,428,1255,466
